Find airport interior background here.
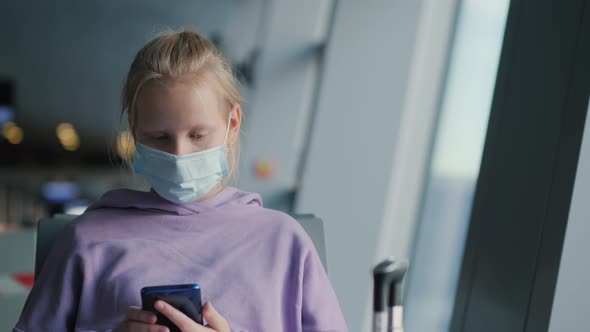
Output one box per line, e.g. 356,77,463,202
1,0,589,331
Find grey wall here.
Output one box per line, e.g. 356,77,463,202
236,0,333,209
548,97,590,332
295,1,431,330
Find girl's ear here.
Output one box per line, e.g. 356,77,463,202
229,105,242,144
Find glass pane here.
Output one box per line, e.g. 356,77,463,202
404,0,511,331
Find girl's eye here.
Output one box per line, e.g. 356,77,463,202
190,134,203,139
152,135,168,140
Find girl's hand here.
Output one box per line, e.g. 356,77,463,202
113,306,164,332
113,301,229,332
155,300,230,332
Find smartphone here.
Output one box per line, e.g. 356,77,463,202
141,284,203,332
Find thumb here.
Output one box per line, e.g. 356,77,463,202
203,302,229,332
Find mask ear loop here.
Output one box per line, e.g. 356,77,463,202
221,114,233,186
223,114,232,145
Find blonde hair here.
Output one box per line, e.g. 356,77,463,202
121,29,242,181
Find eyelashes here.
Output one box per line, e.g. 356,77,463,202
149,134,204,141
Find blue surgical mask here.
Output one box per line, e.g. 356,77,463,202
133,116,231,204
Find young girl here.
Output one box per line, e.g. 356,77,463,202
14,30,347,332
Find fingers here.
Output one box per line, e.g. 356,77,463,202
126,320,170,332
126,306,158,325
202,302,230,332
154,300,230,332
155,300,206,332
120,306,168,332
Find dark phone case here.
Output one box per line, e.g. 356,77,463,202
141,286,203,332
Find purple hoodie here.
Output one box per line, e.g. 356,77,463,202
14,187,347,332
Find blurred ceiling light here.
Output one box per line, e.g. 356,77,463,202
116,131,135,159
3,121,24,144
56,122,80,151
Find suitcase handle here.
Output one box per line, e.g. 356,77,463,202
373,258,408,332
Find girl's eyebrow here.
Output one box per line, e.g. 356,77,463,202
141,125,213,135
190,124,212,131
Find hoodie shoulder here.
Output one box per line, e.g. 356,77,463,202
223,187,263,207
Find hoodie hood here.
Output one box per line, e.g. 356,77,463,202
87,186,262,216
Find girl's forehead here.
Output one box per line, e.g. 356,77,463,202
136,79,226,124
144,78,221,105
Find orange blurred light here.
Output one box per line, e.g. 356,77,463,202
56,122,80,151
3,122,24,144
